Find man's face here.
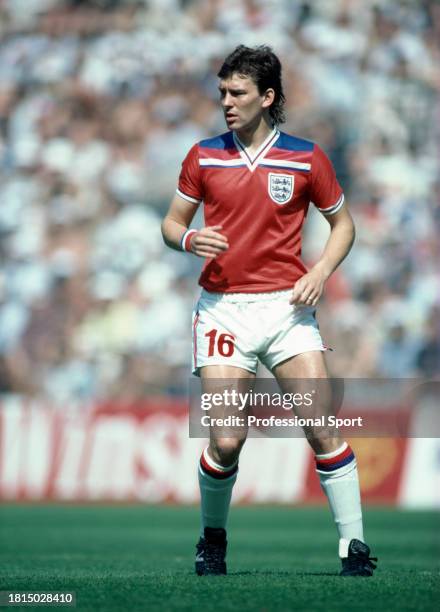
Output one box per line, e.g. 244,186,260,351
218,73,269,131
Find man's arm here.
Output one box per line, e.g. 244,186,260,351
161,193,229,257
290,204,355,306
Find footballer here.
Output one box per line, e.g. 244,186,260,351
161,45,377,577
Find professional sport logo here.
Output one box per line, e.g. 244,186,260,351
268,173,294,204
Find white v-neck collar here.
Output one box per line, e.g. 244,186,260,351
233,127,280,172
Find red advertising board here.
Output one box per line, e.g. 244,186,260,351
0,397,437,507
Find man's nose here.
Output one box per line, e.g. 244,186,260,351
222,93,233,108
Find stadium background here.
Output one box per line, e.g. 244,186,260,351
0,0,439,509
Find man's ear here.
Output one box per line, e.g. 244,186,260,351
262,88,275,108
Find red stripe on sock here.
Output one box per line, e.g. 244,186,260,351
315,445,354,466
200,453,237,480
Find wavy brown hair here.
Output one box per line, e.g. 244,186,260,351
217,45,286,125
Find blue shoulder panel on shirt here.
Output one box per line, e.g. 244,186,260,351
199,132,235,150
275,132,314,152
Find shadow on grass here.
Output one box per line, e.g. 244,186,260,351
297,572,339,577
219,570,339,577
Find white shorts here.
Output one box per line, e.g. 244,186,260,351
192,289,327,375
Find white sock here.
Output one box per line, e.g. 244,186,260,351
198,447,238,537
316,442,364,557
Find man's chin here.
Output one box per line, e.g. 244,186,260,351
225,117,241,129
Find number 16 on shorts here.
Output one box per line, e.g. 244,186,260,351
192,312,236,373
205,329,235,357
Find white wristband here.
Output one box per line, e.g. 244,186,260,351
181,229,197,252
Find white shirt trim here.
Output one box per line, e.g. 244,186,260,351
233,128,280,172
260,159,311,171
176,188,201,204
316,193,345,215
199,158,246,167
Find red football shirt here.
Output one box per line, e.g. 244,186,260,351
177,128,344,293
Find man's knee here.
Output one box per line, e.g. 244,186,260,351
210,437,245,466
305,431,342,455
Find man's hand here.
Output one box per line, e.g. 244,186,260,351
190,225,229,258
289,267,327,306
289,206,355,306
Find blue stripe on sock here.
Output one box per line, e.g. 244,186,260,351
316,452,355,472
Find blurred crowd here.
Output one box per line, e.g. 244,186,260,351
0,0,439,406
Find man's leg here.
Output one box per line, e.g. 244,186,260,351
273,352,376,576
196,365,254,575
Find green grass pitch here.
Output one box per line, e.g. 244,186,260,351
0,505,438,611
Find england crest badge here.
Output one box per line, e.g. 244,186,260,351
268,173,294,205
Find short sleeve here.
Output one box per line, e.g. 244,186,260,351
176,143,203,204
310,144,344,215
